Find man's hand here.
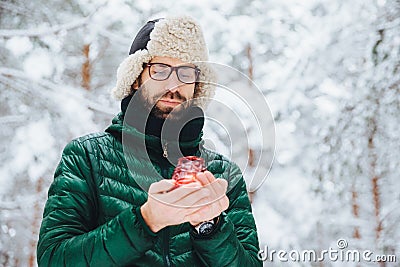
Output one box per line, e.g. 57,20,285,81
188,171,229,225
140,179,210,232
140,171,229,232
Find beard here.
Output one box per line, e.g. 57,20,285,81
137,84,192,120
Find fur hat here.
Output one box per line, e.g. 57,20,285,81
111,15,216,108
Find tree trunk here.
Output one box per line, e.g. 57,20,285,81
368,116,383,247
246,43,256,203
29,177,44,267
82,44,91,90
246,43,253,83
351,184,361,239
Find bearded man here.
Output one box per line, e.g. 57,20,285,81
37,16,262,267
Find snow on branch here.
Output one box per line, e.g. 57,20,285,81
0,18,89,38
0,201,20,210
0,3,108,39
0,1,28,16
0,67,115,115
0,115,27,124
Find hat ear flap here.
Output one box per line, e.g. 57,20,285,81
111,50,152,100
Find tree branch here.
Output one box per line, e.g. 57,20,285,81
0,115,27,124
0,17,90,38
0,67,116,116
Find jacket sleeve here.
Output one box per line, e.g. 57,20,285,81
190,162,262,267
37,140,157,267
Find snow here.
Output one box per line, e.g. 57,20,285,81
5,36,32,56
11,117,56,182
0,168,11,195
313,96,337,114
23,50,54,80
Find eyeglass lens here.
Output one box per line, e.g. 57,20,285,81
149,63,198,84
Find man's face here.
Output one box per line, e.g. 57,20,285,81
134,56,197,119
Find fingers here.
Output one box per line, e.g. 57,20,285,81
198,172,227,191
149,179,176,194
203,171,228,191
186,205,211,223
194,172,228,209
150,183,211,208
204,171,215,183
168,186,211,207
204,179,228,202
186,175,229,222
195,172,209,186
196,171,215,186
186,194,229,223
219,195,230,211
149,174,228,209
213,178,228,193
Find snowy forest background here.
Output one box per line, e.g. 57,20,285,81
0,0,399,266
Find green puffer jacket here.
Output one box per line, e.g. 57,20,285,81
37,112,262,267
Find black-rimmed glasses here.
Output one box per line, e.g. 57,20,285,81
146,63,200,84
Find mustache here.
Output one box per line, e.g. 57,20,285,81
157,91,187,102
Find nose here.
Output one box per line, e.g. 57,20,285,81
164,71,180,92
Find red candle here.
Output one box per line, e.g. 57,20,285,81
172,156,206,186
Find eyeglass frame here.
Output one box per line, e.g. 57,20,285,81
144,63,201,84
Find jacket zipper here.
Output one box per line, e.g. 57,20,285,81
161,227,171,266
163,142,168,158
161,142,171,266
